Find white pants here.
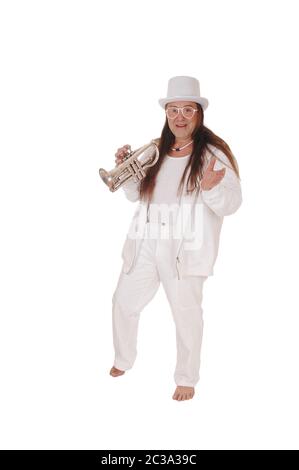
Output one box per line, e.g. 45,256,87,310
112,223,208,387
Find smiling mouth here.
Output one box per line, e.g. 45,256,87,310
176,124,186,127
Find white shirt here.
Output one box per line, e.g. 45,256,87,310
147,154,191,224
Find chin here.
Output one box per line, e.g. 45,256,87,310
174,131,189,137
173,127,187,133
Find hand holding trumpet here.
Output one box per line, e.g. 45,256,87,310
115,144,132,166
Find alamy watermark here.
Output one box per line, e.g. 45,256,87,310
127,203,204,251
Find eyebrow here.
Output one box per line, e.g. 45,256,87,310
167,104,197,108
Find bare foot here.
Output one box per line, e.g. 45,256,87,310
172,386,195,401
110,366,125,377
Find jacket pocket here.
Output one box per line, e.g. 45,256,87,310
176,240,216,277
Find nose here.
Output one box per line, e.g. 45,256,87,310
175,109,186,121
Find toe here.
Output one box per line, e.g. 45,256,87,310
110,366,125,377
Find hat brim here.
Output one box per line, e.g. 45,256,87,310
158,96,209,111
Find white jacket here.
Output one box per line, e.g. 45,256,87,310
120,144,242,278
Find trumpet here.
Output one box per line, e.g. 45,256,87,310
99,139,160,192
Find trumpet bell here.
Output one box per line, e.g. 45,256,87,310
99,169,113,188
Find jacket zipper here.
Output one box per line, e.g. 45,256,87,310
176,256,180,280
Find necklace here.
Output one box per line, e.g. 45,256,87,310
171,140,193,152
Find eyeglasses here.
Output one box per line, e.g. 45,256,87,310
165,105,198,120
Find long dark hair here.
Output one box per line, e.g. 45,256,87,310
140,104,240,203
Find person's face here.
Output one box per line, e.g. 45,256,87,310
166,101,200,140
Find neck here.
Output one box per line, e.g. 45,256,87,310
174,138,192,146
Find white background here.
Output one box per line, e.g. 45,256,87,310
0,0,298,450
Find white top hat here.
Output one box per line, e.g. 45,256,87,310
159,76,209,110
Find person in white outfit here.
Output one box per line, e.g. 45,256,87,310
109,76,242,401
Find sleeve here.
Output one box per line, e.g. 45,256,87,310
121,177,141,202
200,149,242,217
